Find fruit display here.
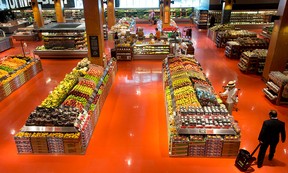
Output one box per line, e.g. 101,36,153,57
42,31,87,50
216,30,257,47
209,24,235,32
40,73,78,108
0,56,42,101
0,69,9,79
111,17,136,33
238,49,268,74
15,58,117,154
25,106,81,127
163,55,240,157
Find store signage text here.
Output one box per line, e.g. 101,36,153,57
0,0,73,10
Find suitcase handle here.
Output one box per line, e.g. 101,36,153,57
251,143,262,156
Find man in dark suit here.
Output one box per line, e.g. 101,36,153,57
257,110,286,168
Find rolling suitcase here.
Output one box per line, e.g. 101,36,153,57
235,143,261,172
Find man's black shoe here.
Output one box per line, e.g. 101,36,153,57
257,164,263,168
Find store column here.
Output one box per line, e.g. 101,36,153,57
160,2,164,21
221,0,233,24
107,0,116,28
263,0,288,80
54,0,65,23
83,0,104,66
31,0,44,28
101,0,105,24
162,0,171,28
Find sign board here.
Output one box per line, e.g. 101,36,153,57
0,0,75,11
89,36,100,57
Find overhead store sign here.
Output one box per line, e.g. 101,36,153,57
0,0,75,10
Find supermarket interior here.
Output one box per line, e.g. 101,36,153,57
0,0,288,173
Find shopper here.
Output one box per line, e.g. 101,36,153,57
209,14,216,28
219,81,238,115
256,110,286,168
149,10,155,25
155,28,161,41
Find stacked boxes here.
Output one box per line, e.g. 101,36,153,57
14,132,33,154
170,136,189,156
81,116,93,150
30,133,49,153
47,133,64,154
63,133,82,154
205,135,223,157
222,135,241,157
188,135,206,157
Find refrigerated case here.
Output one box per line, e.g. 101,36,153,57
33,23,88,59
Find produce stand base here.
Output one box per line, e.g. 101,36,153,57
33,50,88,59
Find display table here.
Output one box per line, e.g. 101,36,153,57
0,56,42,101
14,58,117,154
163,55,240,157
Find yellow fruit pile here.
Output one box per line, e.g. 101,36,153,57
0,69,9,78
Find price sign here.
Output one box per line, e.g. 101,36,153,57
89,36,100,57
206,129,214,134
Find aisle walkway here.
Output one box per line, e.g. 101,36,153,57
0,24,287,173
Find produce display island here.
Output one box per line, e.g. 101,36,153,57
0,56,42,101
163,55,240,157
34,23,88,59
14,58,117,154
263,71,288,105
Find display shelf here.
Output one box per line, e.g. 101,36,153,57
33,23,87,59
12,25,39,41
208,10,276,26
0,57,43,101
163,55,240,157
216,30,257,48
263,71,288,105
238,49,268,74
14,58,117,154
116,45,133,61
225,38,269,59
194,9,208,29
133,43,170,60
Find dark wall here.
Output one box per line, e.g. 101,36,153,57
209,0,279,10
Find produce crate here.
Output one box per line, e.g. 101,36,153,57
63,133,82,154
30,134,49,153
47,133,64,153
169,136,189,156
14,132,33,154
205,136,223,157
221,140,240,157
188,141,206,157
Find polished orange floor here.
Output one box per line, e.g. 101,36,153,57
0,24,287,173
